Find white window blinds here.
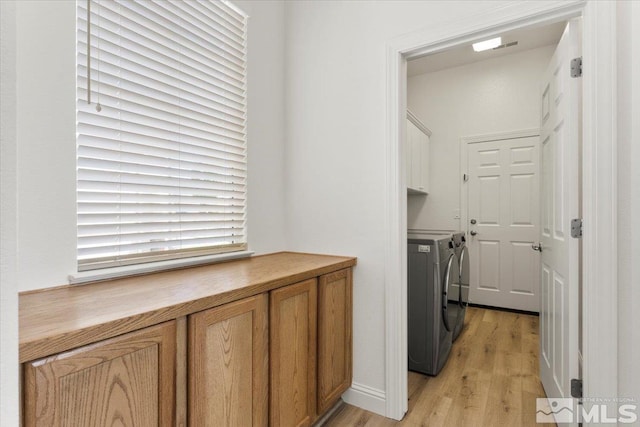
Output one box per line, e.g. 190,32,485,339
77,0,248,271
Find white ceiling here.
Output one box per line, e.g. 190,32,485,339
407,21,566,77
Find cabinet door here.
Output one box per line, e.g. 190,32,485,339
410,122,423,191
270,279,318,427
189,294,268,427
317,268,353,413
23,321,176,427
420,132,430,193
406,118,414,189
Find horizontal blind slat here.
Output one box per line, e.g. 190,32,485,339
77,170,246,192
77,113,247,152
88,0,246,60
77,67,246,122
77,62,246,117
78,45,246,102
77,122,246,156
131,0,247,63
78,12,247,89
78,88,246,136
78,236,245,259
77,0,247,270
77,133,246,163
78,141,246,169
77,243,248,271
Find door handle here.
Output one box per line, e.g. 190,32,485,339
469,230,477,236
532,243,543,252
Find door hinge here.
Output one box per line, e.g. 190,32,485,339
571,378,583,398
571,218,583,238
571,57,583,78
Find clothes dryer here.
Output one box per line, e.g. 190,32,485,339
407,233,458,375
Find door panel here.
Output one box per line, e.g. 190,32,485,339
510,174,535,225
511,241,536,294
270,279,317,427
189,294,268,427
467,136,541,311
317,269,353,414
23,321,176,427
538,19,581,417
478,240,500,291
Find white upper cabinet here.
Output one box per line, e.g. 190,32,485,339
406,110,431,195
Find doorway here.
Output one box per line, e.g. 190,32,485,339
405,20,564,427
384,1,617,421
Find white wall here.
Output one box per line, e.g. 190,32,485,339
16,0,77,293
283,0,515,410
1,1,19,425
12,0,286,293
616,0,640,411
238,0,287,255
406,45,554,231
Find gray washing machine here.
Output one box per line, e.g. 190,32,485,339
408,233,459,375
449,231,469,342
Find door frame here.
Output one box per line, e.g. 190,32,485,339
384,0,617,420
459,129,541,310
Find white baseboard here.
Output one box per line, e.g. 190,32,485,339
341,382,386,417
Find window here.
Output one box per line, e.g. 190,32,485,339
76,0,248,271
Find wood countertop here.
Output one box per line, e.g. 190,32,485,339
19,251,356,363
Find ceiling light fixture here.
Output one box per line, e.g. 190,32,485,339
472,37,502,52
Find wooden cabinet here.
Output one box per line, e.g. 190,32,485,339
20,254,356,427
270,278,318,427
406,110,431,194
269,270,353,425
23,321,176,427
189,294,268,427
317,268,353,413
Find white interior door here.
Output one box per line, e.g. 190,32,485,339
466,135,541,312
538,19,581,411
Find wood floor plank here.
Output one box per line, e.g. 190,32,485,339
495,312,523,353
442,369,492,427
522,334,539,376
465,318,498,372
400,395,453,427
407,371,428,400
323,308,553,427
493,350,523,377
481,308,501,323
482,373,523,427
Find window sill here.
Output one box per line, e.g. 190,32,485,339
68,250,255,285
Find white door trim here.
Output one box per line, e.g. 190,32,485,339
385,0,617,420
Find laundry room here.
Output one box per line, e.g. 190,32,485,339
407,22,566,312
403,20,571,426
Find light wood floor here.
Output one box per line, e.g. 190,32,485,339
324,307,554,427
